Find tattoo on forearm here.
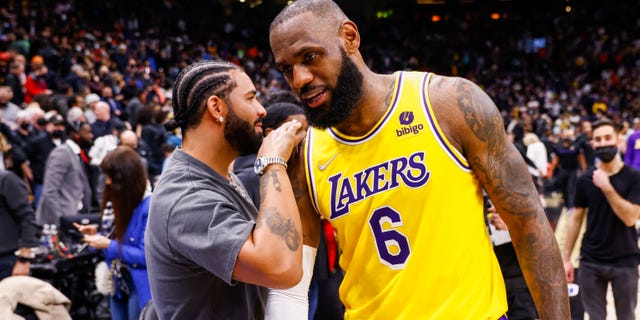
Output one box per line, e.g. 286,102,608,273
515,215,570,318
258,207,300,251
268,170,281,192
259,169,282,206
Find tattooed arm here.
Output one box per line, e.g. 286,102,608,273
429,75,570,319
233,120,305,289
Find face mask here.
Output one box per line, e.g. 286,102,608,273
20,122,31,131
594,145,617,163
51,130,65,139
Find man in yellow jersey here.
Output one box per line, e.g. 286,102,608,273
268,0,570,319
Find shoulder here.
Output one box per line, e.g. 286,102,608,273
137,196,152,214
426,74,503,154
623,165,640,178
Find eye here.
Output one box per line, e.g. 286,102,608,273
279,65,292,76
304,52,317,64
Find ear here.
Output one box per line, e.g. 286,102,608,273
205,95,225,120
340,20,360,54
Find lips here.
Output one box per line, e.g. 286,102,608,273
303,89,328,108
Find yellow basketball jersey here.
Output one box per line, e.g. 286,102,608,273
304,72,507,319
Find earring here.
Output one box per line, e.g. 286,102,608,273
219,117,224,123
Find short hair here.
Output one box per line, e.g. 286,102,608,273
164,60,241,133
270,0,347,32
592,118,618,133
263,102,304,132
260,90,300,107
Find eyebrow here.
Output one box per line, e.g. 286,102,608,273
276,45,322,66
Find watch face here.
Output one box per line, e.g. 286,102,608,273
254,158,263,175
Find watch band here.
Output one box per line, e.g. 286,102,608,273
256,156,287,175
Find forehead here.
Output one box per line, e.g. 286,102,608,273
592,125,616,137
270,13,335,61
229,70,255,94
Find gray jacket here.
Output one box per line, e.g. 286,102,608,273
36,140,92,225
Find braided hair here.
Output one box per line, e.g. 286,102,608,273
164,60,241,134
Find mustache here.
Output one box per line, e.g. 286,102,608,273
300,84,326,97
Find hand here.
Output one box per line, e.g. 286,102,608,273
83,234,111,249
257,119,304,161
564,259,575,283
487,207,508,230
12,260,30,276
74,222,98,235
592,169,614,193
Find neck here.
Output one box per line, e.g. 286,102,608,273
597,157,624,175
335,70,397,136
181,124,237,178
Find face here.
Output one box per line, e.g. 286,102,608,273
101,86,113,98
78,124,94,148
270,14,363,129
591,125,617,149
591,124,619,163
222,71,266,156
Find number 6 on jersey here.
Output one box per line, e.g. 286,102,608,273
368,206,411,269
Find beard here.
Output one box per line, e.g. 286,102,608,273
224,105,263,156
303,48,363,129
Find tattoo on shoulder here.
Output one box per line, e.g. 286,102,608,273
260,207,300,251
455,79,502,143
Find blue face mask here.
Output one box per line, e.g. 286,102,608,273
594,145,617,163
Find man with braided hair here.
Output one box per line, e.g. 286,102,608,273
145,60,304,319
269,0,570,319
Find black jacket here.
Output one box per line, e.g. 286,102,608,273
0,171,39,255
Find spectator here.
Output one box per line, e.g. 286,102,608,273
25,113,65,207
0,86,21,130
75,146,152,320
101,86,124,120
36,120,94,225
624,118,640,171
24,56,51,104
83,93,101,124
563,119,640,320
91,101,123,139
140,105,169,178
0,170,39,281
3,59,26,107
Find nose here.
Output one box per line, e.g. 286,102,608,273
291,65,313,91
256,101,267,118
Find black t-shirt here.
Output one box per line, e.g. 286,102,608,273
574,165,640,267
553,142,580,170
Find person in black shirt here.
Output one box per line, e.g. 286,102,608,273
563,119,640,320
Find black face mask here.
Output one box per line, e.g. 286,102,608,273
594,145,617,163
51,130,65,140
36,118,47,126
20,122,31,131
